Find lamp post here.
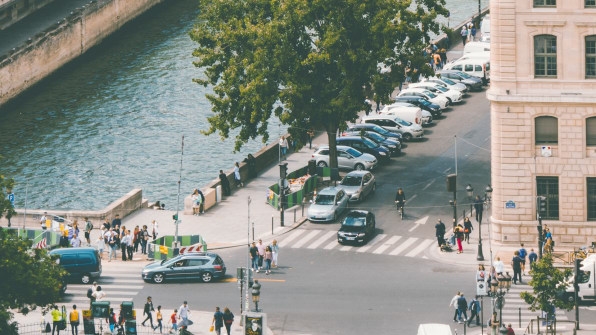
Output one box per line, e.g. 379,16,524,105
251,280,261,312
485,184,493,206
466,184,474,216
491,272,511,335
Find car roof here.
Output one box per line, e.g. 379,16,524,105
344,170,370,177
50,247,97,255
316,145,353,151
345,209,370,217
319,186,342,195
337,136,368,141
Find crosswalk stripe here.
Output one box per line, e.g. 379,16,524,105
307,231,336,249
323,239,338,250
292,230,322,248
405,239,433,257
389,237,418,256
67,290,141,296
280,229,306,245
357,234,387,253
340,245,353,251
373,236,402,254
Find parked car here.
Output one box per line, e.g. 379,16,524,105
345,123,403,142
436,70,483,91
308,186,350,222
337,210,376,245
398,87,450,110
338,170,376,202
50,247,102,284
443,58,490,85
383,102,433,126
393,95,442,117
312,145,378,171
379,104,426,126
463,41,490,54
342,130,401,155
409,82,463,104
422,77,468,94
336,136,391,162
142,252,227,283
361,115,424,141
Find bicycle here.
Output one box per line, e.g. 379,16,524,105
395,201,405,219
570,246,588,262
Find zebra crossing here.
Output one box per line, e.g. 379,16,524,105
61,260,146,305
278,228,435,258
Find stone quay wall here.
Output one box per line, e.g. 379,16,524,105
0,0,167,106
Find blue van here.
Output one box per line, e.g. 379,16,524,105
50,247,102,284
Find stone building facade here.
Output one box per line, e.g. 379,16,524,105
487,0,596,247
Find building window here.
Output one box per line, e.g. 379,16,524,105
587,36,596,78
537,177,559,220
587,0,596,8
535,116,558,144
535,35,557,77
588,178,596,221
587,117,596,146
534,0,556,7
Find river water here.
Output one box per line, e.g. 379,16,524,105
0,0,488,211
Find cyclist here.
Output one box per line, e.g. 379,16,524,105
394,188,406,216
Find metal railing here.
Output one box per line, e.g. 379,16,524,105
524,317,577,335
17,321,166,335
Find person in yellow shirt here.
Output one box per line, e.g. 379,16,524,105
69,305,80,335
51,305,62,335
154,305,163,333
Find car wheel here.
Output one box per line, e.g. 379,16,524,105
152,273,165,284
81,274,91,284
403,133,413,141
354,163,365,171
317,161,328,167
201,272,213,283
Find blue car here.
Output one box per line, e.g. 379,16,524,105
336,136,391,162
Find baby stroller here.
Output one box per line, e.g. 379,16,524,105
440,234,455,252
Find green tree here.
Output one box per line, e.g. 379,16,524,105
190,0,447,166
520,254,573,316
0,229,67,335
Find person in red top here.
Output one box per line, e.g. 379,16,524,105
170,309,178,332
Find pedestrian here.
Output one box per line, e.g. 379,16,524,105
197,189,205,214
95,234,105,259
212,307,224,335
141,296,155,328
454,224,464,253
490,311,499,335
141,225,150,254
256,239,266,272
433,52,442,70
107,308,116,333
219,170,231,196
264,246,273,275
467,296,481,327
461,26,468,46
233,162,243,187
529,248,538,269
467,22,473,42
111,214,121,229
69,305,80,335
222,307,234,335
519,243,528,275
70,234,81,248
120,230,130,261
457,293,468,323
506,323,515,335
51,305,62,335
178,301,190,325
71,221,80,241
170,309,178,333
249,242,259,271
471,25,477,42
102,218,110,231
151,220,159,240
307,128,315,149
133,226,140,252
154,305,163,333
435,219,446,247
191,189,201,216
512,251,523,284
107,230,117,262
494,257,505,274
474,195,484,224
271,239,279,268
59,230,69,248
463,217,473,243
450,292,461,322
84,218,93,246
92,285,105,301
279,136,289,159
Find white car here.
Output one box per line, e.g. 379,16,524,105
398,87,450,110
409,82,463,104
423,77,468,94
388,102,433,126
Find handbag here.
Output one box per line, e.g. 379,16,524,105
209,325,214,332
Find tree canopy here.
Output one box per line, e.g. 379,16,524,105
520,254,574,314
190,0,447,166
0,229,67,335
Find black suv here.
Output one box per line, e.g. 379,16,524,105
394,96,442,117
336,136,391,162
337,210,376,245
142,252,227,283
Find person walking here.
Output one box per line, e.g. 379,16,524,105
307,128,315,149
264,246,273,275
140,225,150,254
40,212,48,230
120,229,130,261
133,226,140,253
233,162,243,187
51,305,62,335
435,219,446,247
107,229,117,262
490,311,499,335
219,170,231,196
141,296,155,328
154,305,163,333
460,26,468,46
463,217,473,243
126,230,134,260
212,307,224,335
457,293,468,323
467,296,481,327
84,218,93,246
529,248,538,269
151,220,159,240
494,257,505,274
512,251,523,284
178,301,191,326
519,243,528,275
69,305,80,335
87,282,98,308
256,239,266,272
271,239,279,268
222,307,234,335
111,214,121,229
92,285,105,301
474,195,484,224
506,323,515,335
454,224,464,253
279,136,289,159
450,292,461,322
170,309,178,333
249,242,259,271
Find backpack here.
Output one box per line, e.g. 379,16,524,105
86,221,93,232
87,288,93,299
519,248,527,258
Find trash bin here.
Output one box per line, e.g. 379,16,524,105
308,159,316,176
125,320,137,335
247,154,257,179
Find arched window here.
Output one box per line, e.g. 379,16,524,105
535,116,558,144
587,35,596,79
535,35,557,77
587,117,596,146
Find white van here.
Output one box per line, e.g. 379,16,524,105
417,324,452,335
463,41,490,54
480,15,490,42
443,58,490,85
379,104,424,126
458,51,490,63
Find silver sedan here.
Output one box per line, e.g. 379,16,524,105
307,187,350,222
339,170,376,202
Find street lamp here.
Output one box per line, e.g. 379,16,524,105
491,272,511,335
466,184,474,216
485,184,493,204
251,280,261,312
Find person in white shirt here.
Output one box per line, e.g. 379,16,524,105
494,257,505,274
92,286,106,301
178,301,190,325
70,234,81,248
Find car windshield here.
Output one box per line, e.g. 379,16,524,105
344,147,362,157
367,132,385,142
315,194,335,205
371,125,390,135
341,176,362,187
441,78,456,85
343,216,366,227
457,71,473,79
362,137,379,148
395,118,412,126
423,90,437,98
418,98,431,107
434,85,448,92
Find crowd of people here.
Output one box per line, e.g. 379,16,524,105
249,239,280,275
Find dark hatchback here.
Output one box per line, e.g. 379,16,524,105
393,96,442,117
336,136,391,162
345,123,403,142
337,210,376,245
142,252,226,283
342,131,401,156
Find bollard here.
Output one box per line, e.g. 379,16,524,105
519,307,521,328
272,216,274,235
294,208,297,222
301,199,304,216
